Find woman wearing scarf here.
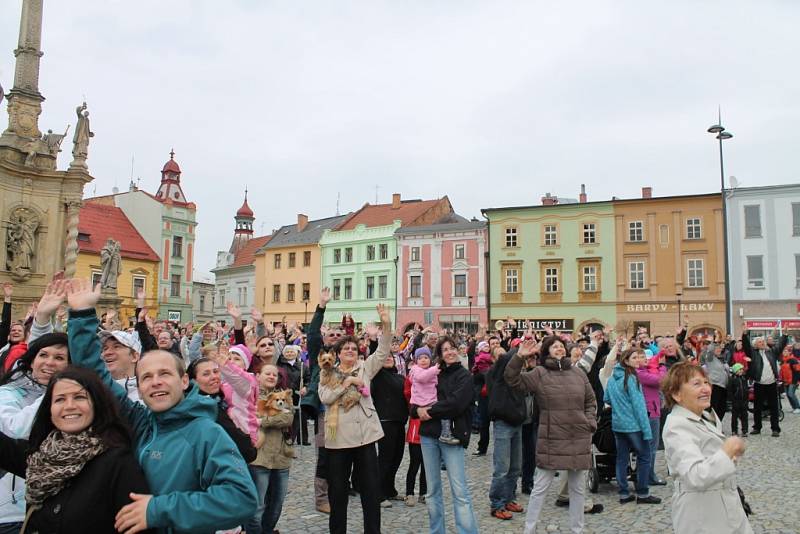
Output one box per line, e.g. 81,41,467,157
0,367,150,533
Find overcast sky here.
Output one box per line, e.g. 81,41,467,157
2,1,798,274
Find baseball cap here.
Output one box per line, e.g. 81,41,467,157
99,330,142,354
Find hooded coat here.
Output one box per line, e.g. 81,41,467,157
68,310,257,534
605,364,652,439
504,353,596,470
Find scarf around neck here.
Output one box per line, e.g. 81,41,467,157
25,430,107,506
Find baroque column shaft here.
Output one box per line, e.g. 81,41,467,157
64,200,81,278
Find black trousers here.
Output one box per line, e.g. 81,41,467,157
753,382,781,433
477,395,490,453
710,385,727,421
377,421,405,500
326,444,381,534
521,420,538,490
405,442,427,496
730,405,748,434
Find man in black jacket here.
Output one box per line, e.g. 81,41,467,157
742,327,787,436
372,353,408,507
486,348,526,520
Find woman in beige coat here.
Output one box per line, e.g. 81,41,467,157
318,304,391,534
662,362,753,534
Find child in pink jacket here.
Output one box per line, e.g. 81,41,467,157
408,347,459,445
224,344,260,446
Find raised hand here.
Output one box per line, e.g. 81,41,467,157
138,307,149,323
136,288,146,309
250,307,263,324
364,322,379,339
320,287,331,307
517,338,538,358
66,278,101,310
226,302,242,321
376,303,391,326
36,279,67,322
55,305,67,322
2,282,12,302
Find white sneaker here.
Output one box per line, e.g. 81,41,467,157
793,408,800,414
380,500,393,508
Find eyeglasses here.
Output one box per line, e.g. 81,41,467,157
259,342,274,348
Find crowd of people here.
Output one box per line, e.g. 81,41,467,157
0,277,798,533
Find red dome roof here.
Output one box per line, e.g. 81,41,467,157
161,149,181,174
237,198,254,218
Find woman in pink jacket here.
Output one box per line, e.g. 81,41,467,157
637,350,667,485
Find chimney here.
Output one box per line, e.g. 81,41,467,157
579,184,587,203
541,192,558,206
297,213,308,231
642,187,652,199
392,193,401,209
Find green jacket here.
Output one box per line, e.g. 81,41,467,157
68,309,257,533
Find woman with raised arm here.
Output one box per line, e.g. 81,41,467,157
318,304,392,534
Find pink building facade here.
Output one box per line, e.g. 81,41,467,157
395,218,488,333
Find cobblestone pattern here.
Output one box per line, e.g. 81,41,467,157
273,399,799,533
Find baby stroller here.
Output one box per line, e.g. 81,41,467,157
588,406,616,493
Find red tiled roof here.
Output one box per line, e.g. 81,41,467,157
336,198,449,230
231,235,271,268
77,203,160,262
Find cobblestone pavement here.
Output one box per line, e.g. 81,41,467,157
273,400,800,533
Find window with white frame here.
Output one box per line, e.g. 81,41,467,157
344,248,353,263
747,256,764,288
132,276,146,299
628,221,644,242
366,245,375,261
686,218,702,240
505,227,518,248
238,286,247,306
504,268,518,293
218,289,226,305
91,272,102,289
454,244,465,260
332,279,341,300
744,205,761,238
410,276,422,298
333,249,341,264
582,223,596,244
272,284,280,303
796,254,800,287
287,284,295,302
792,203,800,236
454,274,467,297
379,243,388,260
366,276,375,299
344,278,352,300
544,267,559,292
629,262,645,289
199,294,205,311
582,265,597,292
410,247,420,262
543,225,558,246
170,275,181,297
687,259,704,287
379,275,388,298
288,252,296,268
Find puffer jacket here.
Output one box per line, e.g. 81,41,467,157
504,354,596,470
605,364,652,440
0,373,46,524
253,389,294,470
318,332,390,449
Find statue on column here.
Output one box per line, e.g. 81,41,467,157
5,207,39,280
69,102,93,169
99,238,122,290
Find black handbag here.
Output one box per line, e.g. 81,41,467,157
737,486,753,516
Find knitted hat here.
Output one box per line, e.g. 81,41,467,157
477,341,490,353
282,344,300,358
414,346,432,361
731,363,744,374
229,344,253,368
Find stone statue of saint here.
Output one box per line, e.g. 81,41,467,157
71,102,93,163
5,209,39,277
99,238,122,290
43,125,70,156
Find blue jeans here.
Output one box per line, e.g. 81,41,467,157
489,420,522,510
421,435,479,534
614,431,651,498
0,523,22,534
648,417,661,483
787,384,800,410
246,465,290,534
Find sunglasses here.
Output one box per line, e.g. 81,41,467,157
259,342,274,348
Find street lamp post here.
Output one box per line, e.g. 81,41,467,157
303,299,308,324
468,296,473,334
676,292,682,326
707,116,733,334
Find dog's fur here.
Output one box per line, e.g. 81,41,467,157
256,389,293,448
318,350,363,441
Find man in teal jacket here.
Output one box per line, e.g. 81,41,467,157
66,279,257,533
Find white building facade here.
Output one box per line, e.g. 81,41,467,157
727,184,800,337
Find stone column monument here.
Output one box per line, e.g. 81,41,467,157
0,0,94,317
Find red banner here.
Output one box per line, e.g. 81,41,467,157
782,320,800,329
746,320,779,329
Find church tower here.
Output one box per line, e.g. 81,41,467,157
154,149,188,203
229,190,254,256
